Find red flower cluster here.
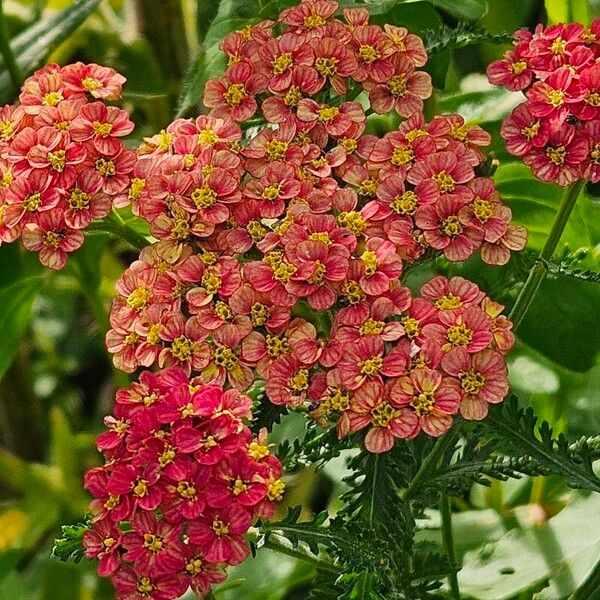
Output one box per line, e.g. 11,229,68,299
489,20,600,186
104,0,523,456
0,62,134,268
84,367,283,599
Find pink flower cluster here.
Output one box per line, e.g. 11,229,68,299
0,62,134,268
488,20,600,186
84,366,283,599
103,0,523,455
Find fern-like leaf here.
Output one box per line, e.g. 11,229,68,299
425,23,513,54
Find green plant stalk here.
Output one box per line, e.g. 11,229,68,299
509,179,585,329
101,211,149,251
440,495,460,600
261,537,340,574
0,0,23,92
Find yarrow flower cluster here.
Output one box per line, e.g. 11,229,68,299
489,19,600,186
104,0,524,457
0,62,134,268
84,366,283,599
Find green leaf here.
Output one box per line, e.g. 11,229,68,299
459,494,600,600
176,0,260,117
52,519,90,564
428,0,488,20
485,397,600,493
0,276,44,382
0,0,102,103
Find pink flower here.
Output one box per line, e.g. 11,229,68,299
3,170,60,227
357,238,403,295
389,368,461,437
441,348,509,419
64,170,111,229
500,104,548,157
244,163,301,218
83,519,123,577
112,567,187,600
487,47,533,91
419,276,484,311
62,62,126,99
21,209,84,269
310,36,358,94
204,61,267,122
71,102,134,155
297,99,365,138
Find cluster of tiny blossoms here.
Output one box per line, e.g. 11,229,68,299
84,366,283,599
0,62,134,268
105,0,525,456
488,19,600,186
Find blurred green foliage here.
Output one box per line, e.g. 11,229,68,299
0,0,598,598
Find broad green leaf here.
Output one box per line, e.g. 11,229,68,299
428,0,488,20
0,276,44,382
177,0,260,117
437,87,520,124
459,494,600,600
0,0,102,103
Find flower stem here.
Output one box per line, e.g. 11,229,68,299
261,536,340,574
440,495,460,600
402,427,458,500
0,0,23,92
95,211,150,251
509,179,585,330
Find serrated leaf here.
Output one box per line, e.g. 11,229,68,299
0,0,102,103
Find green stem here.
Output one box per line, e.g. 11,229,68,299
509,180,585,330
261,537,340,574
0,0,23,92
440,495,460,600
403,427,459,500
98,211,149,251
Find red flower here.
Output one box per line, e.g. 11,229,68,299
357,237,403,295
244,163,301,218
389,368,461,437
500,104,548,157
297,99,365,138
83,519,123,576
3,170,60,227
310,36,358,94
62,62,126,100
112,568,187,600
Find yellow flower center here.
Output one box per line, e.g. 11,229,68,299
171,336,193,361
551,37,566,54
511,60,528,74
129,178,146,200
342,280,366,305
267,479,285,501
371,401,398,426
546,145,566,165
317,105,340,122
361,250,378,276
391,191,419,215
402,316,420,338
192,185,217,209
249,302,268,326
272,261,297,283
201,269,222,294
340,137,358,153
198,126,218,145
159,446,176,467
248,440,270,459
172,218,191,240
459,369,486,394
391,146,414,166
590,143,600,164
433,170,456,192
546,88,564,107
262,183,282,200
247,220,267,241
127,286,151,310
0,121,14,139
137,577,155,595
92,121,113,137
406,128,428,142
224,83,247,106
387,75,407,97
586,92,600,106
451,124,469,141
337,211,365,235
435,294,462,310
48,150,66,172
360,356,383,376
124,332,139,346
284,85,303,107
521,121,540,140
471,197,494,223
359,44,380,63
272,53,293,75
177,480,197,499
214,343,237,370
42,91,63,106
288,368,309,392
103,537,116,549
265,139,289,161
304,13,326,28
266,334,290,358
69,188,91,210
143,533,164,553
308,260,326,284
446,324,473,346
359,318,385,336
133,479,148,497
104,495,120,510
441,215,463,237
24,192,42,212
95,158,116,176
411,391,436,415
212,519,230,536
308,231,331,245
186,558,204,575
232,478,248,496
330,388,351,411
358,178,378,197
44,231,61,248
82,77,102,91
